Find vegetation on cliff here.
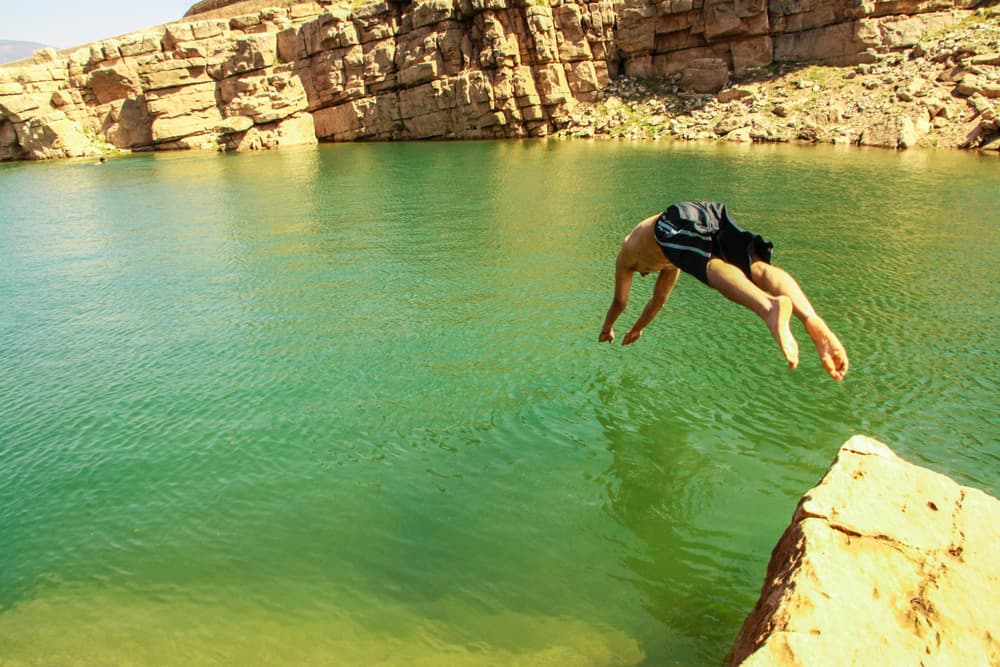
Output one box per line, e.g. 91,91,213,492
1,0,998,160
559,8,1000,151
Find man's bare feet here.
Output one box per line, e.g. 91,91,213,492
805,316,849,381
766,296,799,368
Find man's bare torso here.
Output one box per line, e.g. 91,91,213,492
619,214,677,276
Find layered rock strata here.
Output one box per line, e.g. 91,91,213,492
0,0,987,159
727,435,1000,666
561,11,1000,151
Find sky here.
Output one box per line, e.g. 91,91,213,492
0,1,195,49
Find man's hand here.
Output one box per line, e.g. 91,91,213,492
598,328,615,343
622,328,642,345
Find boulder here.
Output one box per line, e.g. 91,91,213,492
190,19,231,41
150,108,225,143
219,33,278,78
219,67,309,123
714,113,750,134
146,81,223,142
87,66,141,104
966,52,1000,66
117,32,164,58
955,74,1000,99
0,120,24,160
13,111,102,159
680,57,729,93
860,113,918,148
273,111,317,145
216,115,254,134
312,95,387,140
565,60,604,100
717,86,754,102
727,436,1000,666
103,97,154,148
533,63,573,104
0,93,52,123
725,124,754,141
223,111,317,151
30,48,60,64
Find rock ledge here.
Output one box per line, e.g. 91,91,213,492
2,0,997,160
727,435,1000,666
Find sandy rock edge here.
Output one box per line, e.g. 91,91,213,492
726,435,1000,666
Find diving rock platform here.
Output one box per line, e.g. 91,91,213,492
726,435,1000,666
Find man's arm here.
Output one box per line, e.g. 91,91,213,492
621,266,680,345
598,254,633,343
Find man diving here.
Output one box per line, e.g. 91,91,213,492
599,201,849,381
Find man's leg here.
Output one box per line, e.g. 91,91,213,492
750,261,849,381
706,258,799,368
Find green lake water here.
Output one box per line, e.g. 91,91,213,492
0,140,997,665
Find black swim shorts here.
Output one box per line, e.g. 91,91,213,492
654,201,773,285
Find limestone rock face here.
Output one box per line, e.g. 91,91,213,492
727,435,1000,666
0,0,990,159
14,111,103,159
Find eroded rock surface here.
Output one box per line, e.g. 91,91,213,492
0,0,996,160
727,435,1000,666
560,10,1000,151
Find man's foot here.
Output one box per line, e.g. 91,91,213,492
805,316,849,381
766,296,799,369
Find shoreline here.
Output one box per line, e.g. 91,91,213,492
555,11,1000,153
1,2,997,161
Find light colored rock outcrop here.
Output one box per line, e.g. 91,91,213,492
727,435,1000,666
560,11,1000,151
0,0,994,160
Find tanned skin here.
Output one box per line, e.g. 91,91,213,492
599,214,849,381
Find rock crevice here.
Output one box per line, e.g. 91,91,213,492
0,0,996,160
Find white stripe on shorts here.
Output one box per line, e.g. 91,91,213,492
661,242,711,258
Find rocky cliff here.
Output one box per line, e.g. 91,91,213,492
727,435,1000,665
561,11,1000,149
0,0,994,160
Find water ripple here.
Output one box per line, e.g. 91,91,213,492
1,142,997,665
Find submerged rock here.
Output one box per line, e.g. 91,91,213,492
726,435,1000,666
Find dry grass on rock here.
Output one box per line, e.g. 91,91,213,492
559,9,1000,152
